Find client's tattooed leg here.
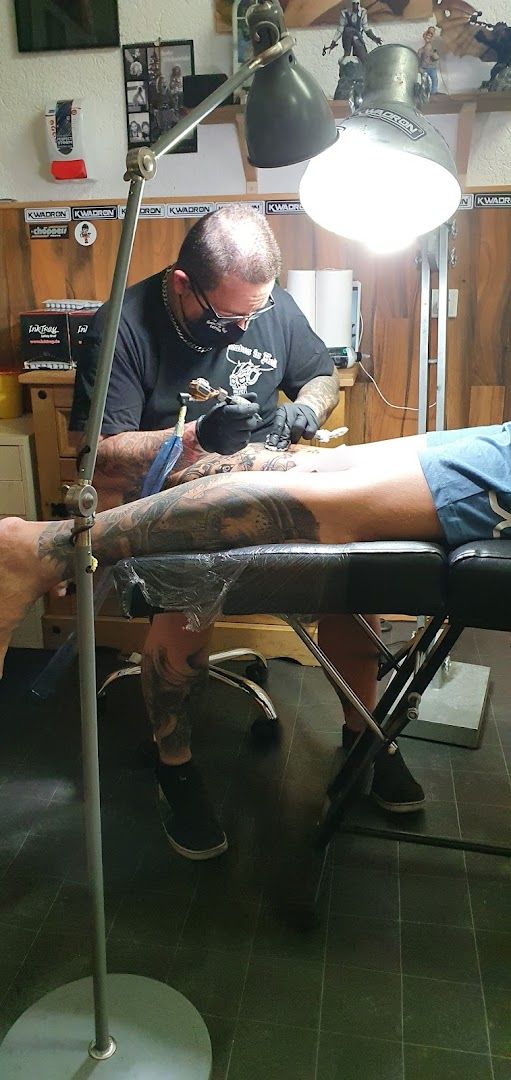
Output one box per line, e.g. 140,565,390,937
0,472,321,676
0,457,440,676
0,516,75,676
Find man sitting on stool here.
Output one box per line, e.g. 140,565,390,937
67,204,424,860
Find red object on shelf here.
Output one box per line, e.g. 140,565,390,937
50,159,87,181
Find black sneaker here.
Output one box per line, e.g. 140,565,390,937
157,760,228,860
342,729,425,814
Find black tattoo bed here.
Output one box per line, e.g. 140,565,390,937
109,538,511,864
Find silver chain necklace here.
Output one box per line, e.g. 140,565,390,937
161,267,210,354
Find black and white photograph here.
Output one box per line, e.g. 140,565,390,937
126,81,148,112
123,45,148,81
128,114,150,143
123,40,196,153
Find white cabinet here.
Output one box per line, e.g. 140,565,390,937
0,415,44,648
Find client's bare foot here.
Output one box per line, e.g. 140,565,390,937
0,517,61,677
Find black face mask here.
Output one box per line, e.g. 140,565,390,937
181,305,246,348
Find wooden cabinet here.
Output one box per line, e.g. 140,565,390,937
0,415,44,648
19,369,356,660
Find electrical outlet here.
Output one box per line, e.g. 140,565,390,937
431,289,458,318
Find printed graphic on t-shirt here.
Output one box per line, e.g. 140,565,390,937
226,342,278,396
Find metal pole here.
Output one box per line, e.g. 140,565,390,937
417,235,431,435
74,533,115,1059
66,33,297,1054
286,616,386,740
436,224,449,431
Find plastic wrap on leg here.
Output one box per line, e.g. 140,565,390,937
113,551,251,631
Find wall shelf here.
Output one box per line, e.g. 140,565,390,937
203,93,511,191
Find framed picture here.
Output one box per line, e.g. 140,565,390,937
216,0,434,32
14,0,119,52
123,41,197,153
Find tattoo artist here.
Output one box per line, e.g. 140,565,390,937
70,204,340,860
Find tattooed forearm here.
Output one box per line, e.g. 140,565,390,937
163,442,321,487
295,373,339,427
95,421,205,502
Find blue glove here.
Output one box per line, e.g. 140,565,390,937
269,402,319,446
196,393,261,455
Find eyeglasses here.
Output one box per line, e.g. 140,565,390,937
189,277,275,326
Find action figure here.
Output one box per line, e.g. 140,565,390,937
323,1,382,101
471,14,511,90
434,2,511,93
324,1,383,63
417,25,440,94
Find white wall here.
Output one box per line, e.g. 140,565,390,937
0,0,509,202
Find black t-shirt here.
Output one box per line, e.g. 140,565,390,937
69,271,333,440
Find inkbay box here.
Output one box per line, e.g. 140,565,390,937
68,309,96,365
20,309,71,368
20,308,97,369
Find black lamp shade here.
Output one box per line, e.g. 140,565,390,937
245,51,337,168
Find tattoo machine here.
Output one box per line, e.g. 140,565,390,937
139,391,191,498
188,377,250,408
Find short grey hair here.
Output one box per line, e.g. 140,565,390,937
175,204,281,290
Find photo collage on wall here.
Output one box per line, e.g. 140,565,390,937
123,40,196,153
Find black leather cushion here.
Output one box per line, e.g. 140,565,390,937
113,541,448,620
448,539,511,630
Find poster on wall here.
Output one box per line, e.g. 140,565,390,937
216,0,433,32
123,41,196,153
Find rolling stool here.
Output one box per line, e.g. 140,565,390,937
97,645,280,741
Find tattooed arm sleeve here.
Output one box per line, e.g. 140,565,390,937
163,442,325,488
94,421,206,504
293,372,340,427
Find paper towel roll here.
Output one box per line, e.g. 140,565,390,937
286,270,316,330
315,269,353,349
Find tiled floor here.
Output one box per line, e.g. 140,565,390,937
0,626,510,1079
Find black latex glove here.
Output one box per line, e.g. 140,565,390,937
196,393,261,455
269,402,319,447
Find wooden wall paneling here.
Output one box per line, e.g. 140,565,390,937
444,213,471,431
127,218,188,286
364,317,417,442
3,210,35,360
30,225,82,308
0,206,11,365
472,209,511,388
271,215,315,272
3,197,511,442
469,385,505,426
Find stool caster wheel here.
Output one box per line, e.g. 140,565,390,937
245,660,268,685
250,716,279,743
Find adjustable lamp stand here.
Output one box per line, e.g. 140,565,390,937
404,224,491,749
0,4,336,1076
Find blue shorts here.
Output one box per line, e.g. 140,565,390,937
418,422,511,547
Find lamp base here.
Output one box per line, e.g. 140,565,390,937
0,974,212,1078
